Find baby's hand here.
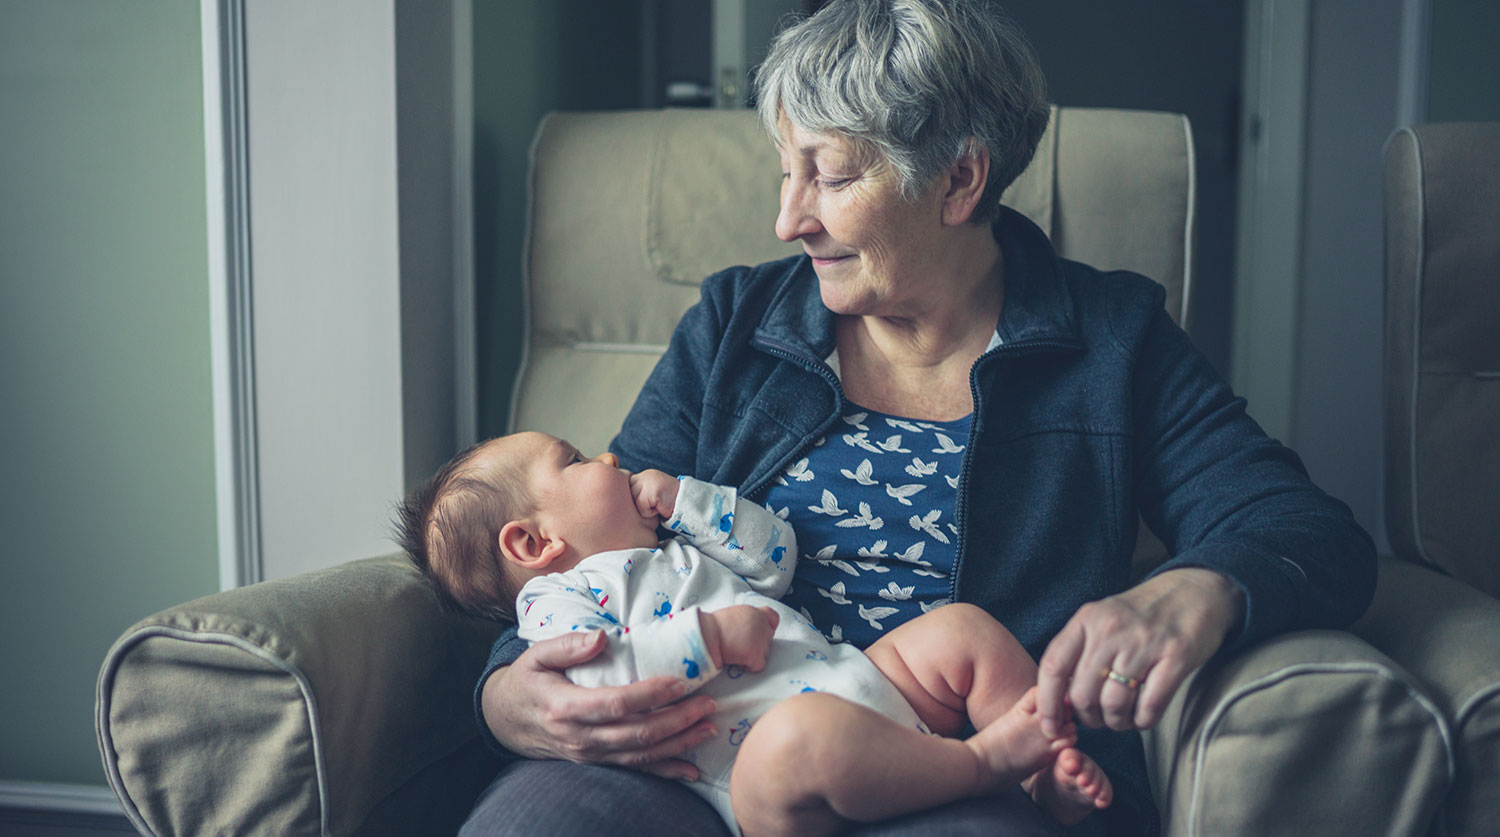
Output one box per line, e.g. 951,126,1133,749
630,469,680,521
699,605,780,672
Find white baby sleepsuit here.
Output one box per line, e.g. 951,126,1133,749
516,477,925,830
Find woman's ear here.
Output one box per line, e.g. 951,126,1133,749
499,519,567,571
940,141,991,226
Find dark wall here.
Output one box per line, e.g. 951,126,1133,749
473,0,643,438
1002,1,1245,376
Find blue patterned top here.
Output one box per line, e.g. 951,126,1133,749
764,404,972,648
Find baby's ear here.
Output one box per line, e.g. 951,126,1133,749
499,520,566,570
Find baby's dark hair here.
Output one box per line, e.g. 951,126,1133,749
394,439,531,622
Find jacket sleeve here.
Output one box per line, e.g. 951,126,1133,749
666,477,799,598
609,273,732,478
515,569,721,691
1129,304,1377,653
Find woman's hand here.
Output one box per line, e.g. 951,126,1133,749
1036,568,1244,736
481,629,719,780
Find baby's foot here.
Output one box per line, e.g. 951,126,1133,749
963,687,1076,794
1025,746,1113,826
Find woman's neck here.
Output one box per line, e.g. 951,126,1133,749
848,229,1005,369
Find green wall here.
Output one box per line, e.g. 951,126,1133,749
0,0,219,786
473,0,643,438
1427,0,1500,122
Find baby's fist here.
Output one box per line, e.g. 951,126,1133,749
701,605,780,673
629,469,679,521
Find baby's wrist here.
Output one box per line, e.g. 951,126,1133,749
696,609,725,668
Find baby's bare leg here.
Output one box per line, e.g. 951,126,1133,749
729,691,1061,836
866,603,1112,825
862,602,1039,733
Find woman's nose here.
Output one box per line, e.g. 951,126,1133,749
775,178,820,242
593,452,620,468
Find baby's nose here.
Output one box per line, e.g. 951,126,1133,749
594,452,620,468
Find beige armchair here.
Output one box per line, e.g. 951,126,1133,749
96,108,1498,835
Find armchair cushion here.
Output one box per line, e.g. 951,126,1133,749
1355,557,1500,837
96,556,502,836
1144,628,1449,836
1383,123,1500,598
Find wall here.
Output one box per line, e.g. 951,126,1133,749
0,0,219,786
1426,0,1500,121
1292,0,1405,548
473,0,643,438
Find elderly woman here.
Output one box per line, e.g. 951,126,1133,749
463,0,1376,834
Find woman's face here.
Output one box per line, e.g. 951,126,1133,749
775,120,948,317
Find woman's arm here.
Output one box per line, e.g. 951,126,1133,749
1039,301,1374,735
478,631,718,779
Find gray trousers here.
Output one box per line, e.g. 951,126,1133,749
459,760,1065,836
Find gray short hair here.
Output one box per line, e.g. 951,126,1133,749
754,0,1049,223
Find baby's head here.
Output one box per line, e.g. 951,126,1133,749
396,432,660,621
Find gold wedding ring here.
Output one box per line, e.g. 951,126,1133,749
1101,667,1141,690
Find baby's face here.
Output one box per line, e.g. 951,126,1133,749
503,432,660,562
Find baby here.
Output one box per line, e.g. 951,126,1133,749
398,432,1111,835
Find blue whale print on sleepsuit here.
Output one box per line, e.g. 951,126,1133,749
683,657,700,679
653,594,673,619
729,719,753,746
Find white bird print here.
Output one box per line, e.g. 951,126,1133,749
818,581,852,605
894,541,929,565
828,559,861,577
947,523,960,539
878,582,916,601
885,418,923,433
843,432,883,453
857,540,890,558
905,457,938,477
841,459,878,485
945,474,960,489
770,505,790,520
877,434,911,454
835,502,883,530
859,604,901,630
784,457,814,482
920,598,952,613
808,490,848,517
842,411,870,431
885,483,927,506
813,436,826,446
851,556,891,574
909,509,952,544
825,622,844,643
932,432,965,454
808,544,838,563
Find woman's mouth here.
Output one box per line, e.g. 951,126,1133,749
810,254,854,267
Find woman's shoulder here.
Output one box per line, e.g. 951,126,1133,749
1056,258,1174,348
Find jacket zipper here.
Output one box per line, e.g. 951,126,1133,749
743,334,845,502
947,337,1080,605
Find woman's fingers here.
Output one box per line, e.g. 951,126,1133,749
1037,619,1085,737
525,629,610,671
582,694,718,754
563,675,691,724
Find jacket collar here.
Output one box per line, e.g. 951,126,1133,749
753,205,1081,363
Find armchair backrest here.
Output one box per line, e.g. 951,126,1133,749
1383,123,1500,597
511,107,1196,460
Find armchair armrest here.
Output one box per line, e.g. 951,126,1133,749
1353,558,1500,837
1143,628,1449,836
96,556,504,837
